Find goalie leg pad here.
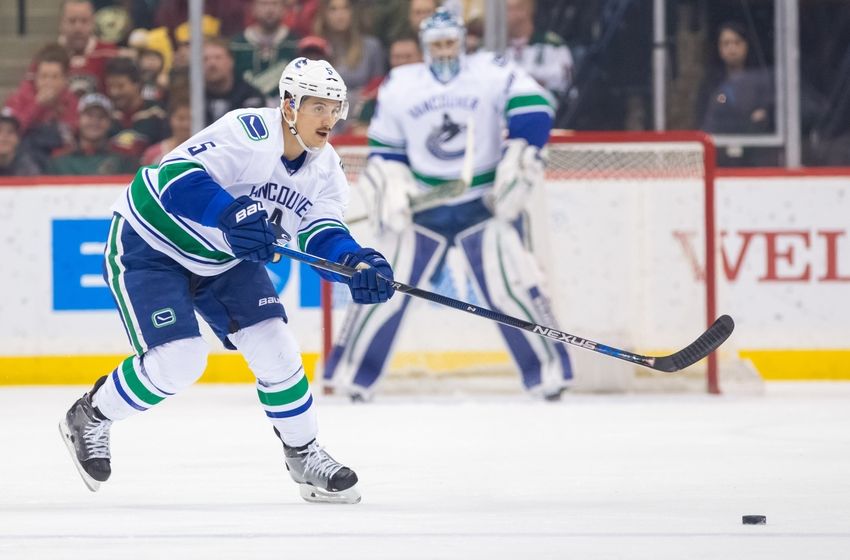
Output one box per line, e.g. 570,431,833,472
230,318,317,447
324,226,447,397
457,220,573,395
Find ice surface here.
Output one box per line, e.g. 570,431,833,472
1,383,849,560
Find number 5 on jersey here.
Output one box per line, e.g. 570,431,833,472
188,141,217,155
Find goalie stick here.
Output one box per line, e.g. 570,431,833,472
345,178,467,225
273,244,735,373
345,116,476,225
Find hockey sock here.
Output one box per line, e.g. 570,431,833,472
257,365,318,448
92,337,208,420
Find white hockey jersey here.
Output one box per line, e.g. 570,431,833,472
113,107,351,276
367,51,554,206
506,31,574,98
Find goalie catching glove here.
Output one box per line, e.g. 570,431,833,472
358,157,418,234
490,139,545,222
340,248,395,304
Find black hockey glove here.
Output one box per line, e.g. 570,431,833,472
218,196,276,262
340,248,395,304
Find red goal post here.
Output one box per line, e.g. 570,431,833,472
324,131,724,394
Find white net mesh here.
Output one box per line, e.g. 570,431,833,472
327,134,756,394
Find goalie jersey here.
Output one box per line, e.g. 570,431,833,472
368,51,555,206
112,107,354,276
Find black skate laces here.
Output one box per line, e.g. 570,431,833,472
82,417,112,459
300,442,343,479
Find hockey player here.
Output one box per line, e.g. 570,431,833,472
325,8,573,400
59,57,395,504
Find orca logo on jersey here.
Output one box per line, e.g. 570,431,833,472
239,113,269,141
425,113,466,160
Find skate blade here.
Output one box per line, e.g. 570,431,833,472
299,483,361,504
58,420,101,492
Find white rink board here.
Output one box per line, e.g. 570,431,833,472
0,183,322,356
716,176,850,347
0,174,848,362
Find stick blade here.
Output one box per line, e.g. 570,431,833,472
651,315,735,372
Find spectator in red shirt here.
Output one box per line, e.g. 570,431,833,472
4,44,79,171
156,0,253,38
4,45,79,137
58,0,119,95
283,0,320,37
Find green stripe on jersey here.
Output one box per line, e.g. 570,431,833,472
157,161,205,194
505,94,554,115
368,137,405,151
106,216,144,355
128,170,233,263
297,220,348,252
411,168,496,188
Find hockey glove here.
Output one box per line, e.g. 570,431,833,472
340,248,395,304
218,196,276,262
489,138,545,222
359,158,417,235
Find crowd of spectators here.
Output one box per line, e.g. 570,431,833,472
5,0,839,176
0,0,580,177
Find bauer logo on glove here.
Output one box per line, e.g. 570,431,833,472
235,202,263,223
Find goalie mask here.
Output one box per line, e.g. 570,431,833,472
279,57,349,152
420,8,465,83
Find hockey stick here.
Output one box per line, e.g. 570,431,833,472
345,178,467,225
273,243,734,373
345,116,476,225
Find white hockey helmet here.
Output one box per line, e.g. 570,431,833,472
278,57,349,120
419,7,466,83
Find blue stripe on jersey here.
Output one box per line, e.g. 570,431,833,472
143,169,220,252
159,168,235,227
265,394,313,418
305,227,360,283
370,152,410,165
507,110,553,149
125,190,225,266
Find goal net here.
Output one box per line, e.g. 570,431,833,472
323,132,757,395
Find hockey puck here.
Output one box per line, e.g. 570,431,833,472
742,515,766,525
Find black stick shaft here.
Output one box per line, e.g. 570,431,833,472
273,245,734,373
